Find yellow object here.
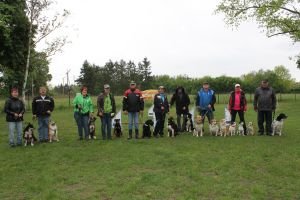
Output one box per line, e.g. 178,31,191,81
142,90,158,101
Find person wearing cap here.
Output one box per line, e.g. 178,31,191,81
196,82,216,126
123,81,144,139
228,83,247,134
73,86,94,140
32,86,55,142
253,80,277,136
97,84,116,140
170,86,190,132
153,86,169,137
4,87,25,147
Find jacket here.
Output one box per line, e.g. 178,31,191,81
122,89,144,112
170,86,190,115
228,90,247,111
4,96,25,122
97,92,116,115
253,86,276,111
32,95,55,117
73,93,94,114
196,88,216,111
153,93,169,114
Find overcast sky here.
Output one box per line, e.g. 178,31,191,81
44,0,300,85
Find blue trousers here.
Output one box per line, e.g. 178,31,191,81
38,116,49,141
101,113,112,140
74,112,89,139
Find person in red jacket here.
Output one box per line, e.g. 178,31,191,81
228,84,247,134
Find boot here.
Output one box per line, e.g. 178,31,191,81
135,129,139,139
127,129,132,140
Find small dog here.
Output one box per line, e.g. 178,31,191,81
142,119,154,138
23,123,37,146
209,119,220,136
272,113,288,136
113,119,122,137
193,115,204,137
168,117,178,137
228,122,236,136
247,122,255,136
48,121,59,142
219,119,227,137
237,122,245,136
88,116,97,139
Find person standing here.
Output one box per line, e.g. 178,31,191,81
4,87,25,147
196,82,216,125
253,80,277,136
32,86,55,142
170,86,190,132
73,86,94,140
123,81,144,139
228,83,247,134
97,84,116,140
153,86,169,137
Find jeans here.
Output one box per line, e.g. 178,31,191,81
38,116,49,141
231,110,247,133
257,111,273,135
128,112,139,130
74,112,89,139
154,112,166,136
101,113,112,140
177,114,187,131
8,122,23,145
200,109,214,124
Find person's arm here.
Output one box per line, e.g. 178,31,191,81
139,93,144,111
195,92,200,107
271,89,277,111
170,94,176,106
211,91,216,105
122,91,128,112
253,89,259,111
111,94,116,115
165,97,170,113
89,97,94,114
243,93,247,111
186,94,190,106
50,97,55,112
4,99,13,115
32,97,37,115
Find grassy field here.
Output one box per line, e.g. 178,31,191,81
0,95,299,200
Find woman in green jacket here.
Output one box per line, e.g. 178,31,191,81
73,86,94,140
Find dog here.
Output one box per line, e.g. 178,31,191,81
185,113,194,132
237,122,245,136
88,116,97,139
142,119,154,138
193,115,204,137
113,119,122,137
23,123,37,146
247,122,255,136
48,120,59,142
219,119,227,137
168,117,178,137
209,119,220,136
272,113,288,136
228,122,236,136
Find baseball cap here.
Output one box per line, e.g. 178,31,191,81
130,81,136,85
104,84,110,89
235,84,241,88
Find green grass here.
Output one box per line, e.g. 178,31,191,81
0,96,300,199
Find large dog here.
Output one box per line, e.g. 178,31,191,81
23,123,37,146
113,119,122,138
193,115,204,137
168,117,178,137
142,119,154,138
48,121,59,142
88,116,97,139
272,113,288,136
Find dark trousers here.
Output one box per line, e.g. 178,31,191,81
177,114,187,132
231,110,247,133
101,113,112,140
257,110,273,135
154,112,166,136
200,110,213,124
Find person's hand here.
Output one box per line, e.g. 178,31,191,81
47,110,51,114
89,113,94,118
208,104,212,109
161,106,165,110
124,111,128,115
98,112,103,117
111,113,115,117
182,106,186,110
78,104,82,109
14,113,19,117
254,107,258,112
32,115,37,120
18,113,23,117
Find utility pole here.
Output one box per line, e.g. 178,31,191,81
66,69,71,107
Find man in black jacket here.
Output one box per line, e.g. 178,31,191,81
253,80,276,136
4,87,25,147
153,86,169,137
97,84,116,140
32,87,55,142
170,86,190,132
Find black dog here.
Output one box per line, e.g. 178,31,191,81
23,123,37,146
142,119,154,138
113,119,122,137
184,113,194,132
167,117,178,137
88,116,97,139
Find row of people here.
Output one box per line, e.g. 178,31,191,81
4,79,276,146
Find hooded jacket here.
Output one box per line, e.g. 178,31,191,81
170,86,190,115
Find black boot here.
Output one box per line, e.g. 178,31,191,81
127,130,132,140
135,129,139,139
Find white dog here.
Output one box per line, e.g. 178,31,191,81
228,122,236,136
209,119,220,136
237,122,245,136
193,115,204,137
219,119,227,137
247,122,254,136
272,113,288,136
48,121,59,142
